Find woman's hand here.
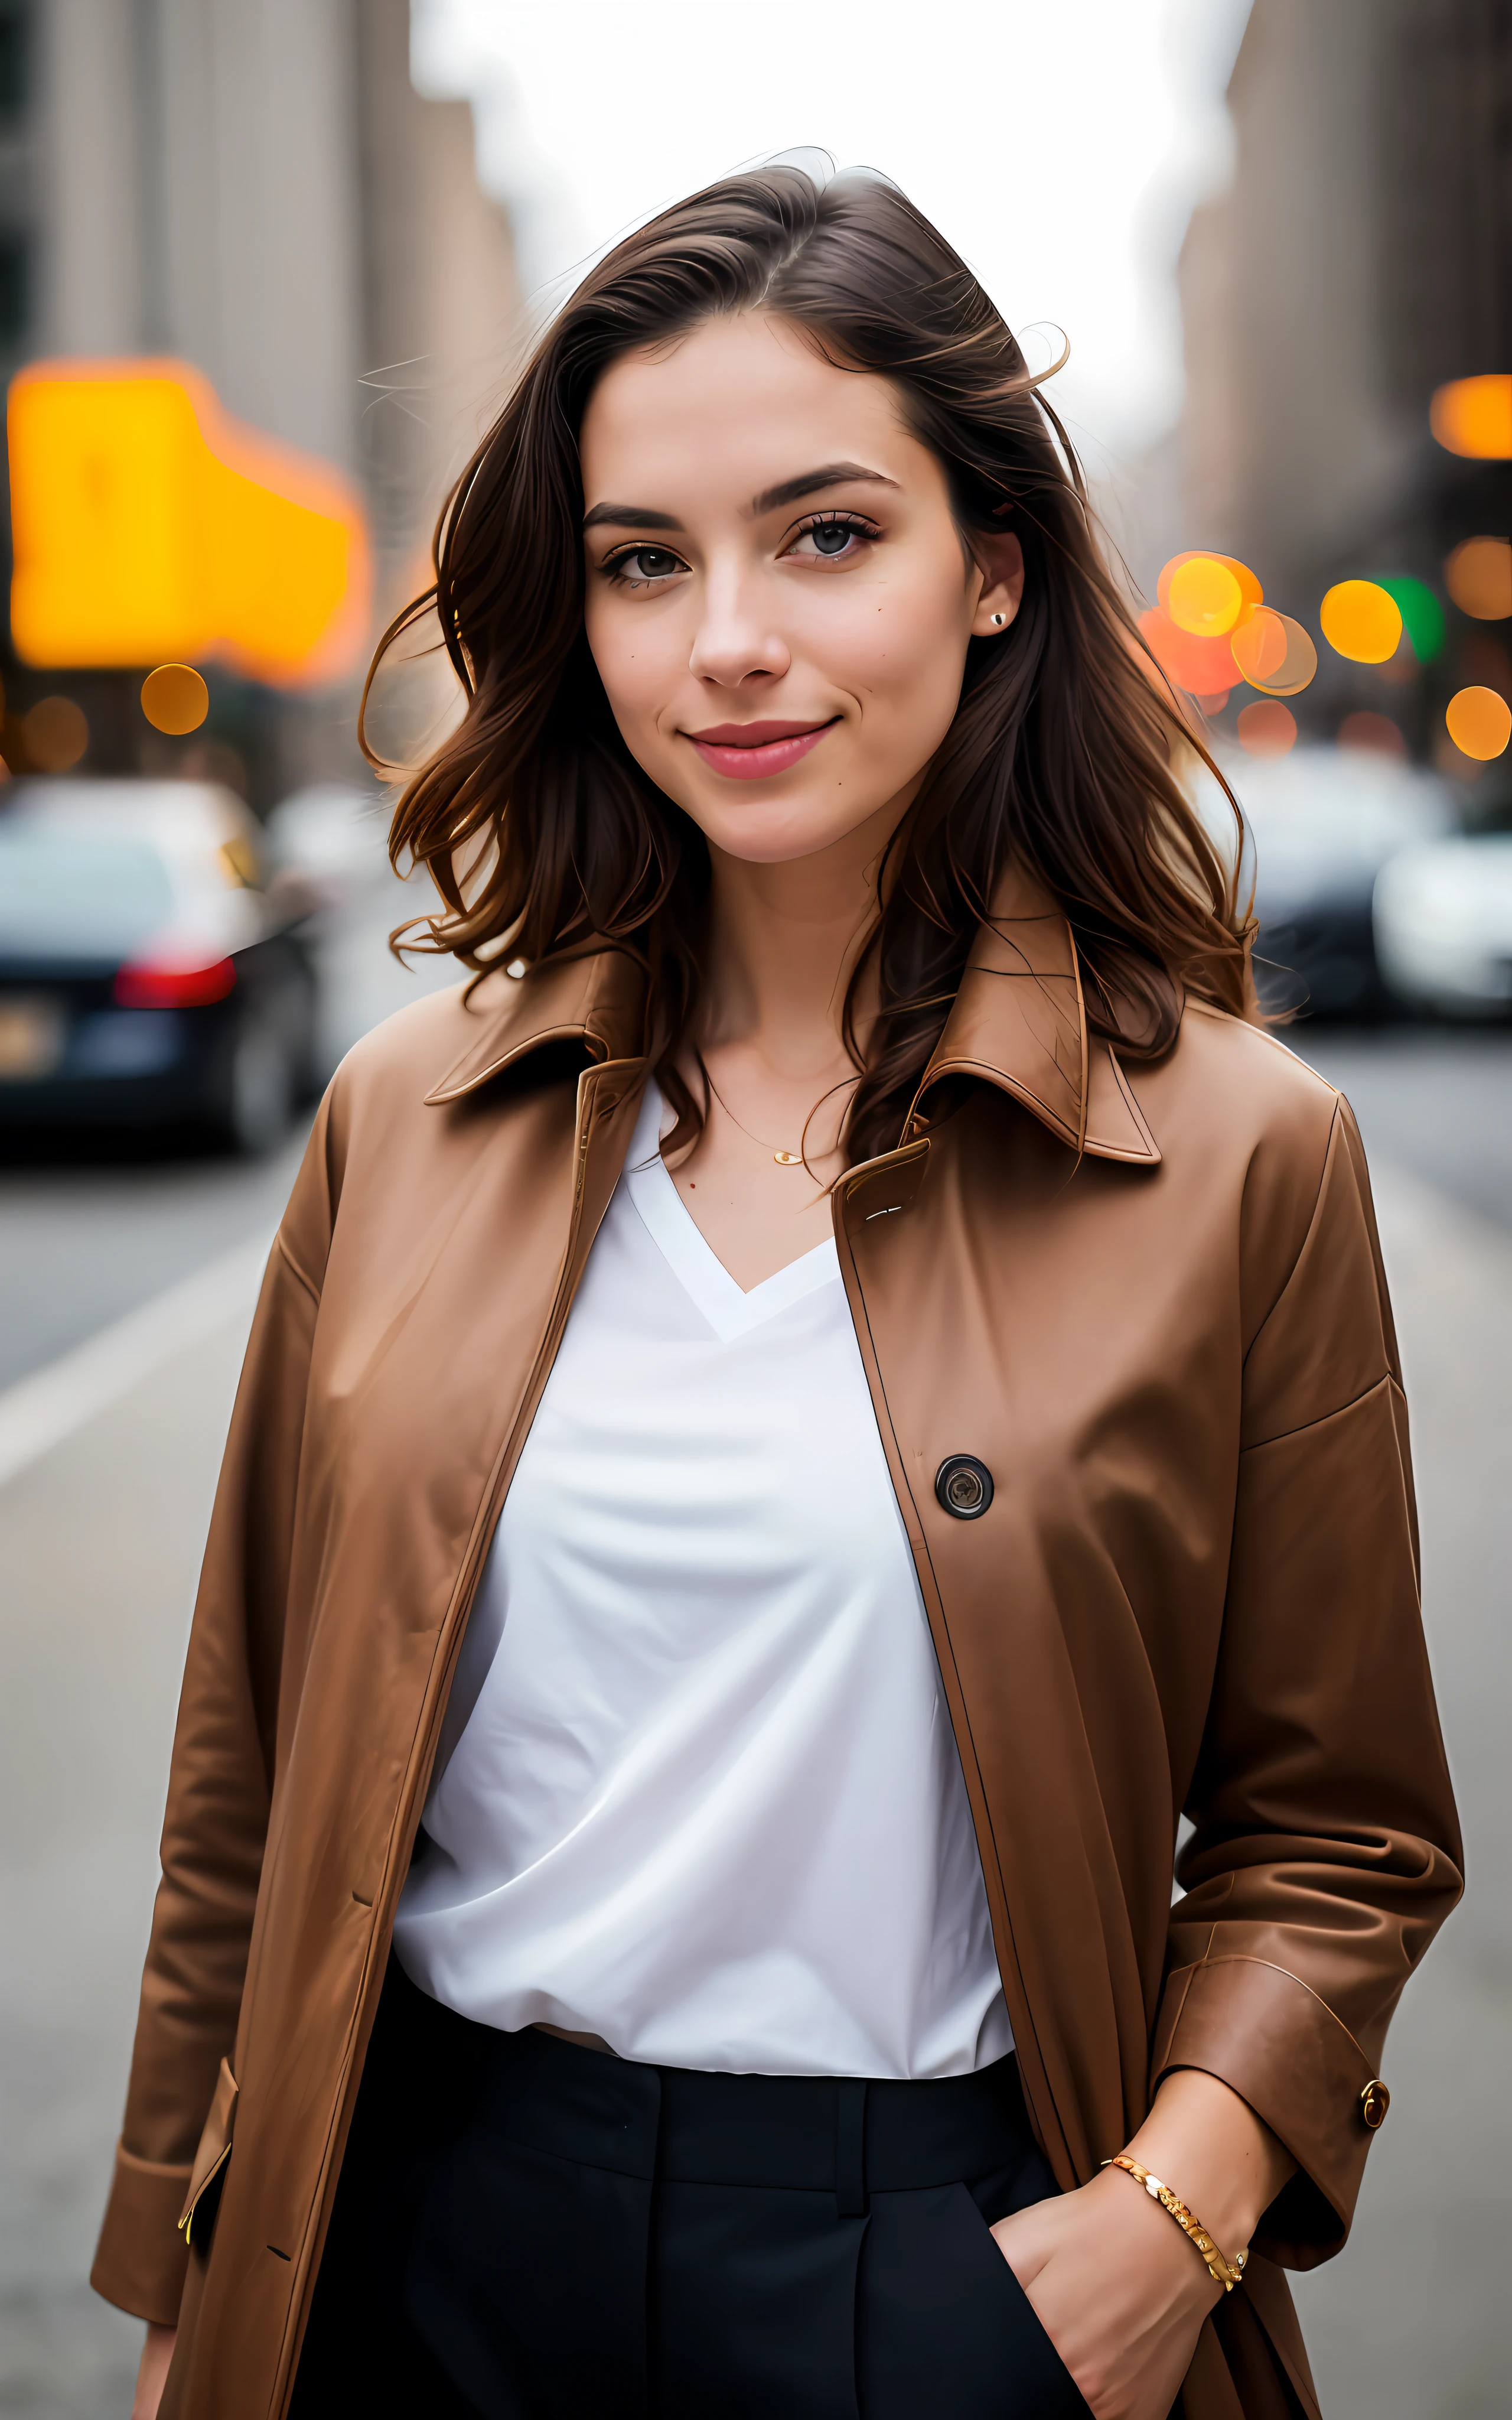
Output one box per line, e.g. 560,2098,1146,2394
131,2323,175,2419
992,2164,1218,2419
992,2068,1296,2420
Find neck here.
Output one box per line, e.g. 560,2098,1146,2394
700,796,903,1077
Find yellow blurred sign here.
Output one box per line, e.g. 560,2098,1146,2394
8,359,371,686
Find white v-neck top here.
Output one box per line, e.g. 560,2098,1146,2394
393,1084,1012,2079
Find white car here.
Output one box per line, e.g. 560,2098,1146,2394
264,783,393,909
1188,746,1455,1013
1374,835,1512,1016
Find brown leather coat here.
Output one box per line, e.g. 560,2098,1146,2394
93,879,1462,2420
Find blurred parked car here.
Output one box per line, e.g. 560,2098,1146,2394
1374,835,1512,1017
1213,746,1455,1014
265,782,392,911
0,779,318,1152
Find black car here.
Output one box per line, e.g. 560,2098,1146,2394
0,779,320,1152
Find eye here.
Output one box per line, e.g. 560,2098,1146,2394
785,512,879,566
603,544,687,589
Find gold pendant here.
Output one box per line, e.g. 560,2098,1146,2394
774,1149,803,1166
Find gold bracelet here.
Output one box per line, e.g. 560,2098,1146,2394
1102,2155,1249,2291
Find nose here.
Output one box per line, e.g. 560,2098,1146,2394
687,561,790,689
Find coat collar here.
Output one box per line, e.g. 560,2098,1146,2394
914,863,1161,1165
425,871,1159,1166
424,944,649,1105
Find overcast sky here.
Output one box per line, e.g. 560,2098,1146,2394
411,0,1252,473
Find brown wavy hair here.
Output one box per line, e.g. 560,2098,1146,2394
363,163,1249,1165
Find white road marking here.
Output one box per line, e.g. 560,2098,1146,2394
0,1235,271,1489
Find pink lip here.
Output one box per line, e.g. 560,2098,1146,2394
686,718,838,781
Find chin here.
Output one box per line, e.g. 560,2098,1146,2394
671,783,887,868
702,814,872,867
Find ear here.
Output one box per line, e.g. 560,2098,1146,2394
970,532,1025,637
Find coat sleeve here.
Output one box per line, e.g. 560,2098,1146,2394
90,1097,339,2326
1154,1096,1462,2268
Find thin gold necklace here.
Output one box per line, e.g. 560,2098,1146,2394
703,1068,807,1166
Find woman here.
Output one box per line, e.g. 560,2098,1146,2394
102,166,1459,2420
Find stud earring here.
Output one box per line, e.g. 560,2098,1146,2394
990,611,1006,626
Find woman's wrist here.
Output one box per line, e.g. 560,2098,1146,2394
1117,2066,1296,2264
131,2323,176,2420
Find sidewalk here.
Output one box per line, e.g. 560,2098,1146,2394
1289,1166,1512,2420
0,1315,255,2418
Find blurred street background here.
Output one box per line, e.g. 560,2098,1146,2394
1,4,1509,2416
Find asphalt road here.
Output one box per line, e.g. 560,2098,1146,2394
1,900,1507,2418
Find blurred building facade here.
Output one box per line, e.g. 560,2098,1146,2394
1177,0,1512,779
1,0,521,805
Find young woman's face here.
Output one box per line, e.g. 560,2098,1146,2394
579,313,1022,869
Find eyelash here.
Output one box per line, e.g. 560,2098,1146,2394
790,510,881,562
601,544,687,590
599,509,882,589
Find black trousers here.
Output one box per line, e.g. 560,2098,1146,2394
292,1957,1090,2419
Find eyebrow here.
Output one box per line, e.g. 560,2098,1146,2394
581,462,898,535
751,462,898,515
582,502,684,532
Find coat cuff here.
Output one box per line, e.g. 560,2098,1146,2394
90,2139,192,2325
1152,1954,1381,2268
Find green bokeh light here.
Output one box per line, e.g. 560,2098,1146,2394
1377,575,1446,663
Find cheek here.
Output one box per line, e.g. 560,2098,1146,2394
582,597,678,742
802,557,972,721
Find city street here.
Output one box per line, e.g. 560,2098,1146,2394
2,2,1503,2416
1,883,1508,2419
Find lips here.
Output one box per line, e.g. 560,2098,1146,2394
685,717,838,781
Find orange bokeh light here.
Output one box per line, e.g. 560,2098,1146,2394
1319,581,1403,665
1430,376,1512,460
21,695,89,771
1337,711,1405,757
1138,606,1239,695
1237,701,1296,756
1445,536,1512,621
142,663,210,735
1445,686,1512,760
1158,551,1262,638
1168,557,1241,637
1228,609,1317,696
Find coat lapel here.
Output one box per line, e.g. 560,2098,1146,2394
419,872,1159,1166
423,945,648,1106
915,866,1162,1166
